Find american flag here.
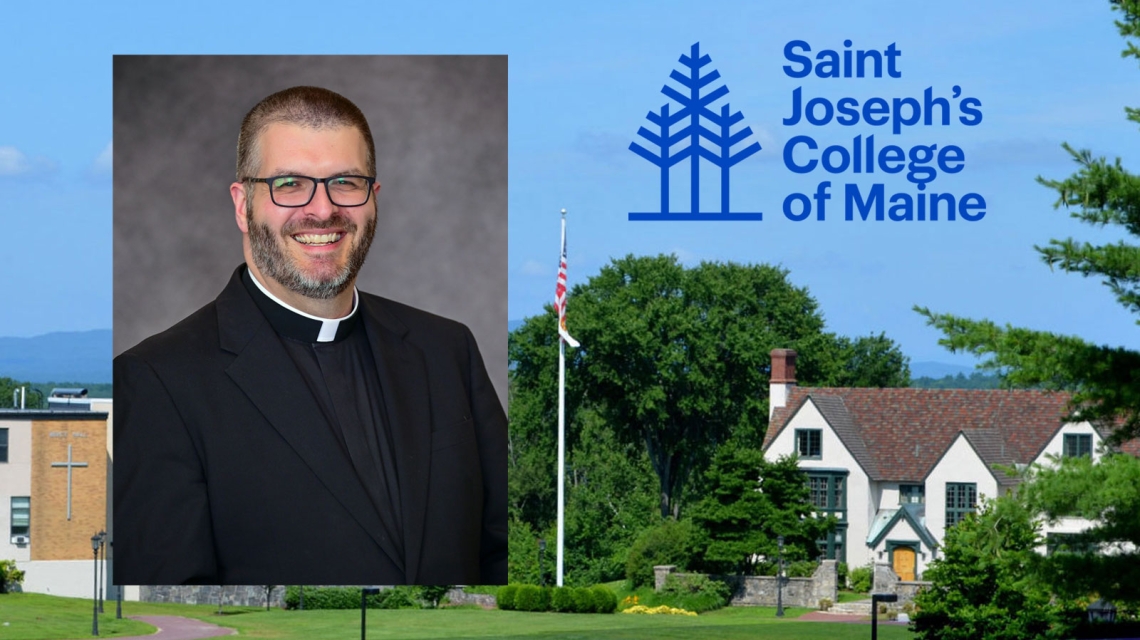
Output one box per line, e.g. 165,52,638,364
555,218,580,348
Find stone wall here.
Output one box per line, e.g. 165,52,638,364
444,587,496,608
870,563,929,605
654,560,838,608
140,584,285,608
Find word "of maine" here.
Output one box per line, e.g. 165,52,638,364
784,181,986,222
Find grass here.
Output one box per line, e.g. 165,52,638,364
0,592,916,640
837,590,870,603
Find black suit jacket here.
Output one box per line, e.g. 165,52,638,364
114,267,507,585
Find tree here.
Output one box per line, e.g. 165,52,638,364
1023,453,1140,607
917,0,1140,444
911,496,1070,640
0,377,43,409
687,445,830,575
510,254,910,521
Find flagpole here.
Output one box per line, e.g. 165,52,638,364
556,208,567,587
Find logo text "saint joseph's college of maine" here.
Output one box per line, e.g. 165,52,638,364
629,41,987,223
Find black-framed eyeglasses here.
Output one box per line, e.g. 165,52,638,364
245,175,377,207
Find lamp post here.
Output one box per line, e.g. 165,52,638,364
775,535,785,618
90,534,100,636
97,530,106,613
871,593,899,640
538,539,546,587
361,587,380,640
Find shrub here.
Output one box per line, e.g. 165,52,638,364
417,585,451,608
849,564,873,593
659,573,732,612
819,598,833,611
514,584,549,612
496,584,519,610
571,587,594,613
0,560,24,594
282,586,420,610
836,562,849,589
551,586,575,612
786,560,817,578
590,585,618,613
625,519,693,588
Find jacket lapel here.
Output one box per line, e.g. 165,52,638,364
215,267,406,574
360,296,432,585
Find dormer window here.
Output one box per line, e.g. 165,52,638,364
1063,434,1092,458
899,484,925,505
796,429,822,459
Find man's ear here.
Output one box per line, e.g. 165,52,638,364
231,182,249,233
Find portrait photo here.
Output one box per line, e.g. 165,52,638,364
112,55,507,586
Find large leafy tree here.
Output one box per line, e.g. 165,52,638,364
1023,453,1140,607
911,496,1070,640
510,254,910,522
918,0,1140,444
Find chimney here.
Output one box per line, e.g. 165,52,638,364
769,348,797,419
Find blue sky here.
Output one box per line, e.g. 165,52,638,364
1,0,1137,367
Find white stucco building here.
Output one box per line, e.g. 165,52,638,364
760,349,1134,581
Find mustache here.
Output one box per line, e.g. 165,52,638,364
280,213,358,236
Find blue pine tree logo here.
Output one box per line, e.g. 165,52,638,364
629,42,763,221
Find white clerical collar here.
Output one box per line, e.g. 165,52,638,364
247,269,359,343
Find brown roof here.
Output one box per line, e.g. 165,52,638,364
763,387,1074,482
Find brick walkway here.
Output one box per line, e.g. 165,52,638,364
117,616,236,639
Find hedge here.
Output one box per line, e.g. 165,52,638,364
283,586,419,610
496,584,519,610
498,584,616,614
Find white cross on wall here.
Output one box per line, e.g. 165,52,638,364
50,444,88,521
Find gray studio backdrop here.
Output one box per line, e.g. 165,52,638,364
113,56,507,407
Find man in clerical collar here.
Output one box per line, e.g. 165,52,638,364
114,86,508,586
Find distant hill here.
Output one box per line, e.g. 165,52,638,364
0,329,112,383
910,361,974,379
911,371,1002,390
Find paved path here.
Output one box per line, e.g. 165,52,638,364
798,611,909,625
116,615,236,639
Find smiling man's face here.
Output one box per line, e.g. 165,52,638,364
232,122,379,305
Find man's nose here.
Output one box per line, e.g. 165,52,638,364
303,182,338,217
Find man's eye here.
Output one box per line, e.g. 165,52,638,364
273,177,304,189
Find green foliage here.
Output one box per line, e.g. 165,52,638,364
496,584,518,610
506,517,543,585
910,372,1002,389
0,378,44,409
910,496,1070,640
590,585,618,613
1023,453,1140,606
687,444,831,575
624,519,693,588
917,1,1140,444
513,584,550,612
282,586,420,610
0,559,25,593
571,586,594,613
511,255,910,525
550,586,575,612
848,564,873,593
835,562,848,590
418,585,451,608
660,573,732,612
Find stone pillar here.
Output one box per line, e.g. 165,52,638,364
653,565,676,592
872,562,899,595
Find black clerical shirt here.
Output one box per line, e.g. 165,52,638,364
241,266,406,577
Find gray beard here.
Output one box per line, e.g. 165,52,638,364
247,209,377,300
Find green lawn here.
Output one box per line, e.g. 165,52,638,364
0,593,915,640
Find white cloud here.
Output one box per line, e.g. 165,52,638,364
92,141,112,175
0,146,32,175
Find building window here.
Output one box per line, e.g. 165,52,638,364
945,483,977,528
0,428,7,463
807,471,847,562
899,484,925,505
10,497,29,537
1063,434,1092,458
796,429,822,459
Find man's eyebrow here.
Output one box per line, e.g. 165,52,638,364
264,169,367,178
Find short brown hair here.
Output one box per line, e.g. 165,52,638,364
236,86,376,180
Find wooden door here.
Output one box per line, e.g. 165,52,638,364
893,546,916,581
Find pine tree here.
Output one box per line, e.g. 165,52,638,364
918,0,1140,444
